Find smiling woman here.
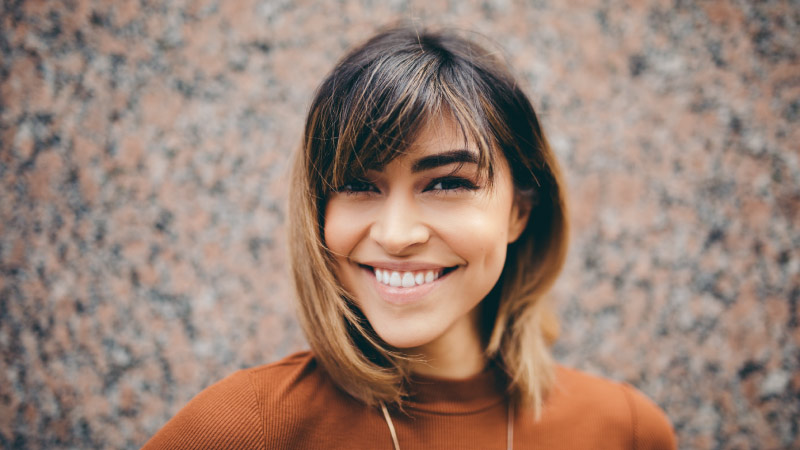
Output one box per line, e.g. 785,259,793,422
143,26,677,449
324,120,527,375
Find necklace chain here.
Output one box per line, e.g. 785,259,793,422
380,401,514,450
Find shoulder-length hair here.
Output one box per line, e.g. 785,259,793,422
289,25,568,418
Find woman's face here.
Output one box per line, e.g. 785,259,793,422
323,118,529,353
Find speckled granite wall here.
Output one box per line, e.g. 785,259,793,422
1,0,797,448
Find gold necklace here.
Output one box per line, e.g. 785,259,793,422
380,400,514,450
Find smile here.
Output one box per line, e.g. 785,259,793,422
373,267,443,287
358,263,458,296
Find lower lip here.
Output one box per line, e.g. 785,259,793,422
367,268,453,305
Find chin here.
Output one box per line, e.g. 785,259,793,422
373,326,439,350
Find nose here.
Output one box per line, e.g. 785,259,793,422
369,194,430,255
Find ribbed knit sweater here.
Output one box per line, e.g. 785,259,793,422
143,352,676,449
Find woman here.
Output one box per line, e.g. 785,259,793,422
144,26,676,449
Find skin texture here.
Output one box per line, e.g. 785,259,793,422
324,118,530,379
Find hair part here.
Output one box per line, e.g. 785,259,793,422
289,25,569,418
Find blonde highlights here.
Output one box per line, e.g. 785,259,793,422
289,26,569,417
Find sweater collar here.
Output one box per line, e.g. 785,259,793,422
403,366,507,414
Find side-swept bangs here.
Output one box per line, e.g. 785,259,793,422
289,26,569,417
306,29,513,198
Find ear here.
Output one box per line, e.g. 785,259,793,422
508,192,533,243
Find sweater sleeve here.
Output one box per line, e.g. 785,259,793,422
142,370,265,450
621,384,677,450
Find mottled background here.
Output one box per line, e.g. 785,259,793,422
1,0,798,448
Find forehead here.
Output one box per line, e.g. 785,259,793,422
367,117,510,188
359,116,489,179
404,116,475,156
322,107,498,190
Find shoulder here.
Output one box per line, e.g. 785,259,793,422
244,350,359,417
143,351,329,449
243,350,325,397
545,366,677,450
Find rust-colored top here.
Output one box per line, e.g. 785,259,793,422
143,352,676,449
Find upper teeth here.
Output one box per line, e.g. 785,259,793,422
374,268,440,287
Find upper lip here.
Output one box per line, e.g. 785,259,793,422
358,260,452,271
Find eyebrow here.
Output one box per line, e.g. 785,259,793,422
411,149,479,173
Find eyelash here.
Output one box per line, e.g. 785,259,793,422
337,179,376,194
336,177,478,195
427,177,478,192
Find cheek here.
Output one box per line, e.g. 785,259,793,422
434,201,513,263
323,199,364,257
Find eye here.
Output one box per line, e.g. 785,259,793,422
426,177,479,192
336,179,378,194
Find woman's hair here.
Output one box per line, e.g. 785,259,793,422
289,25,569,418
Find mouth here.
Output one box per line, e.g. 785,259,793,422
358,264,458,288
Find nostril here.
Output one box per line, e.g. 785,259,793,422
370,224,431,255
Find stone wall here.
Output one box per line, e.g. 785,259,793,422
1,1,797,448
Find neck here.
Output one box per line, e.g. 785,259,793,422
407,309,486,379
